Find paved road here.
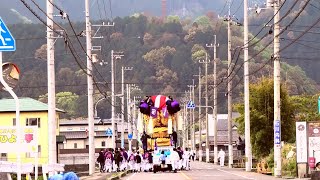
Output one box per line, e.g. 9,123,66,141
123,161,286,180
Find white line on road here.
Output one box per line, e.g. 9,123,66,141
217,169,254,180
125,172,137,180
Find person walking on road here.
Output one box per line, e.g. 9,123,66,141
171,148,180,173
183,148,190,170
97,149,106,172
114,149,123,172
135,151,142,172
218,149,226,167
104,149,113,172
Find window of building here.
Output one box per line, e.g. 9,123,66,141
80,127,85,130
86,145,89,149
26,118,41,128
13,118,16,126
1,153,6,157
74,143,77,149
101,141,106,147
67,128,73,131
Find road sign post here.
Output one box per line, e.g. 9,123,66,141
0,17,21,180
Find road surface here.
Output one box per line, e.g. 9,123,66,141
123,161,281,180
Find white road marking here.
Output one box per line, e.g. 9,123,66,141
217,169,254,180
125,172,137,180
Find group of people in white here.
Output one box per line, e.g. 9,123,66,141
97,148,154,173
96,147,196,173
96,147,227,173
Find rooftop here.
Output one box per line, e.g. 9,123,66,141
0,98,64,112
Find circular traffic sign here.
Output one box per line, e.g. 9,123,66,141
0,62,20,91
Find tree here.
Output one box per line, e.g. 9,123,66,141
235,78,295,158
39,92,79,119
290,94,320,122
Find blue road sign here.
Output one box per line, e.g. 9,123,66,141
128,133,133,140
105,128,112,136
318,96,320,114
274,120,281,146
186,100,195,109
0,18,15,51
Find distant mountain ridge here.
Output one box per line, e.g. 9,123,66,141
1,0,250,24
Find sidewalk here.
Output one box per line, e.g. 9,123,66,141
79,172,111,180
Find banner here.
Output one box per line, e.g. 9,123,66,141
0,126,38,153
296,122,307,163
308,122,320,162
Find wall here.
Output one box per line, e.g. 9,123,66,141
0,111,58,164
65,139,85,149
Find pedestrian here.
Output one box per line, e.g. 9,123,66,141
141,131,150,152
135,151,142,172
128,150,136,172
218,149,226,167
171,148,180,173
183,148,190,170
114,149,123,172
147,150,153,171
97,149,106,172
104,149,113,172
120,148,128,171
177,147,183,170
142,150,149,172
159,150,166,170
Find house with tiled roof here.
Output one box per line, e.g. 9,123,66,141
0,97,64,164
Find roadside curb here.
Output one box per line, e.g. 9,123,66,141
107,170,130,180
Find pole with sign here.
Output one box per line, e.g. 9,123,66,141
0,17,21,180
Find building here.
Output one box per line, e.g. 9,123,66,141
59,118,134,149
0,98,63,164
195,113,242,153
58,118,136,165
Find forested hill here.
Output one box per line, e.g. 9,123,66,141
1,1,319,118
1,0,252,23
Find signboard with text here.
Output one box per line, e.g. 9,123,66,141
296,122,307,163
274,120,281,148
0,126,38,153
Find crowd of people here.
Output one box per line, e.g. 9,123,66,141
96,147,153,173
96,147,196,173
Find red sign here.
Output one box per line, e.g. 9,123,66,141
309,157,316,168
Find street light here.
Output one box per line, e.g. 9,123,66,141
94,97,106,118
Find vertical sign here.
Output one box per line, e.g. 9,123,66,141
274,120,281,147
318,96,320,114
296,122,307,163
308,122,320,162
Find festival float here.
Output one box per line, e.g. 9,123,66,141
138,95,181,149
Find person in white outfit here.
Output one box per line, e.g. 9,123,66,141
218,149,225,167
171,148,180,173
183,148,190,170
128,151,136,171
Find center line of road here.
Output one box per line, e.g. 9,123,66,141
180,172,192,180
217,169,254,180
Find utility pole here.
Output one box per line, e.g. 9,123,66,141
188,80,196,151
121,67,132,149
199,54,209,162
126,84,131,150
111,51,123,150
244,0,252,171
85,0,95,175
227,0,233,168
206,35,219,165
47,0,57,172
273,0,282,177
194,67,202,161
